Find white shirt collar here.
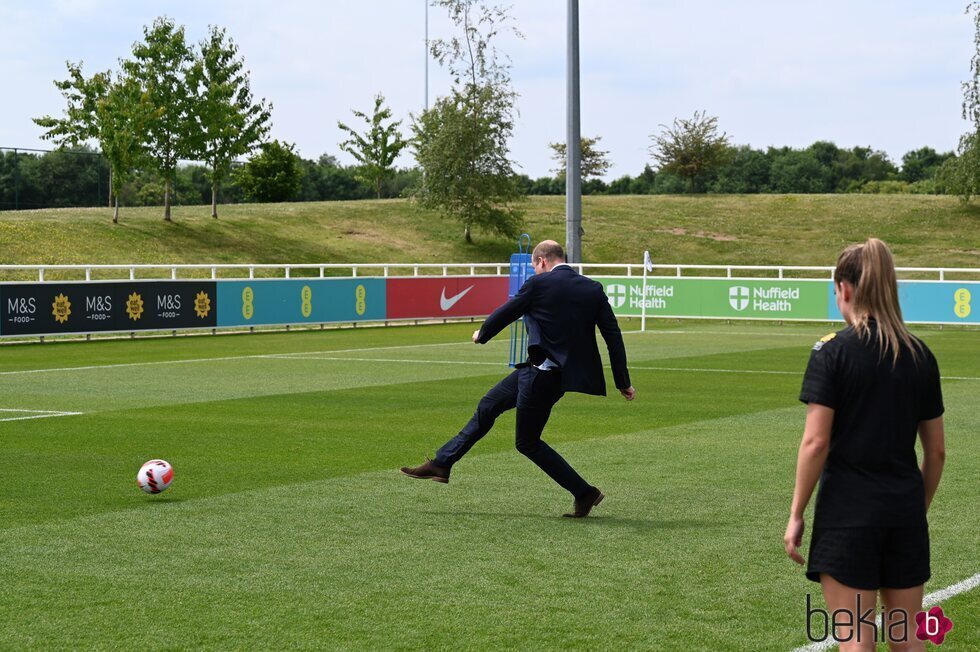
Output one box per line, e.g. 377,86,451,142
551,263,572,270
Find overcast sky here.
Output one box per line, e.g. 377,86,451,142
0,0,973,180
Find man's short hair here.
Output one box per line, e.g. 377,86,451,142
533,241,565,262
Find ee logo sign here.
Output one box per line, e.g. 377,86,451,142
954,288,971,319
301,286,313,318
242,286,254,320
355,285,367,316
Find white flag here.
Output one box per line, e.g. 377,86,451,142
643,250,653,272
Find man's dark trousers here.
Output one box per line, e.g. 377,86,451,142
433,366,591,498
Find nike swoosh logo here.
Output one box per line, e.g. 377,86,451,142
440,285,475,311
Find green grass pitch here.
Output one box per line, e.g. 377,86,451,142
0,320,977,650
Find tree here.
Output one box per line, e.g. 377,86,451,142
33,62,112,207
902,147,955,183
34,64,147,220
938,136,980,200
964,3,980,133
412,0,524,243
944,2,980,200
235,140,301,202
549,136,612,180
189,26,272,218
33,62,107,149
297,155,371,201
337,94,409,199
836,146,897,191
2,148,104,209
768,148,831,193
711,145,771,193
806,141,845,191
649,111,732,192
632,164,657,194
121,16,196,221
413,87,522,241
607,175,632,195
98,73,150,223
429,0,523,90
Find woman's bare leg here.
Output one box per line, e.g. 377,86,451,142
880,585,925,652
820,574,879,651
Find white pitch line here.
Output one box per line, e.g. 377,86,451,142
926,573,980,604
0,331,976,381
260,357,980,382
0,328,812,376
626,329,815,337
791,572,980,652
0,340,475,377
3,350,978,381
285,340,475,355
630,328,968,339
263,355,501,366
621,330,688,334
627,365,978,382
265,357,801,374
632,365,799,376
0,408,83,423
0,354,269,376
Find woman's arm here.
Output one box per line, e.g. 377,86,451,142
784,403,834,565
918,416,946,511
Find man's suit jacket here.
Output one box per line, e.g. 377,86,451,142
477,265,630,396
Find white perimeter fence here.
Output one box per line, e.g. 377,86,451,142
1,262,979,282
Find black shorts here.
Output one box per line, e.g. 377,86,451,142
806,526,930,590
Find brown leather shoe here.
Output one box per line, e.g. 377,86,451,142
563,487,604,518
400,457,450,484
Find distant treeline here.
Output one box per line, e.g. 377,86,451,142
0,140,954,210
519,142,954,196
0,147,419,210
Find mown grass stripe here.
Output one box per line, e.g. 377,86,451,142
0,403,805,532
0,327,824,377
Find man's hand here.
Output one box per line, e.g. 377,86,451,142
472,329,481,344
620,386,636,401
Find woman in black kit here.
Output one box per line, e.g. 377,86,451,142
784,238,946,652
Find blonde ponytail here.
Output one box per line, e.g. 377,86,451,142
834,238,920,364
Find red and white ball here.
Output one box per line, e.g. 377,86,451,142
137,459,174,494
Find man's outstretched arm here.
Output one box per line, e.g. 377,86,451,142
596,297,634,399
473,277,535,344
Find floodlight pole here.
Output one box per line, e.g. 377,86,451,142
565,0,582,264
424,0,429,111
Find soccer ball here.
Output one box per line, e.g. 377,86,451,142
137,459,174,494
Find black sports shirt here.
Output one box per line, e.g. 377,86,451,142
799,320,944,528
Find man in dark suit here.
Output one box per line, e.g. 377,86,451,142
401,240,635,517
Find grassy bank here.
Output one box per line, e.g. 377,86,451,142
1,194,977,269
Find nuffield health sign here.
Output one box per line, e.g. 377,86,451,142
598,278,828,321
596,276,980,325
